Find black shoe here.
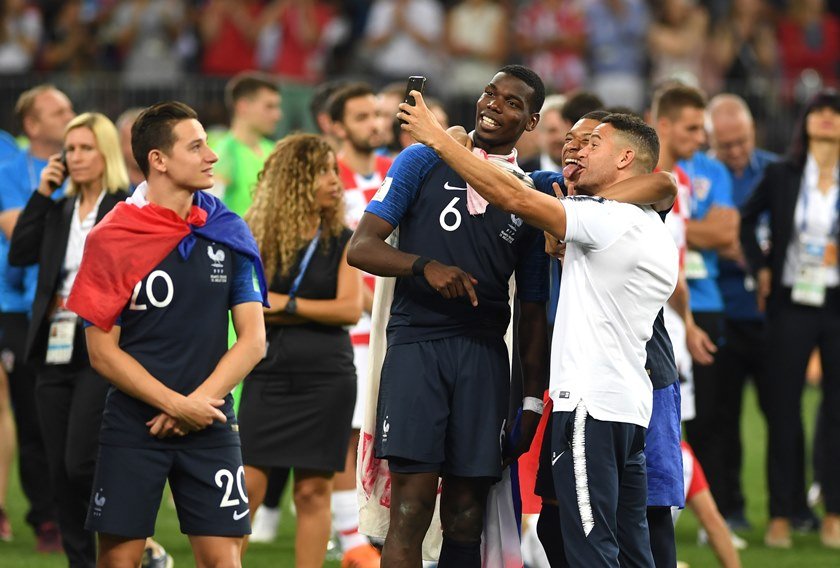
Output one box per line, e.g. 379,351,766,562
725,512,753,532
792,509,821,534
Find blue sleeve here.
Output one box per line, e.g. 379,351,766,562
365,144,440,227
530,170,566,197
230,252,263,307
515,231,549,303
709,158,734,208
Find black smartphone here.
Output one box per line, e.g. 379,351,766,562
400,76,427,124
49,149,68,190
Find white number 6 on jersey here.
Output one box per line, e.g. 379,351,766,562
440,197,462,232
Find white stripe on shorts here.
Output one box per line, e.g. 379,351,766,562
572,401,594,536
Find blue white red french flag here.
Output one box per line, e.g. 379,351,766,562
66,184,269,330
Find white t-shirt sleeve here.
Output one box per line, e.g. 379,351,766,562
562,197,640,249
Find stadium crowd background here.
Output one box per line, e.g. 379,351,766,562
0,0,836,148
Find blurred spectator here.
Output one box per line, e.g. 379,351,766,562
240,133,362,568
9,112,128,568
213,72,281,216
777,0,840,95
444,0,507,129
585,0,649,111
199,0,263,76
519,94,566,172
0,84,74,554
647,0,709,86
262,0,340,137
115,107,144,191
40,0,97,73
515,0,587,94
707,0,778,118
375,82,404,155
0,0,41,74
0,128,17,163
364,0,444,85
102,0,187,89
310,78,352,150
706,93,777,530
740,90,840,550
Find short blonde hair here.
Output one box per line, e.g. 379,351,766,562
64,113,129,197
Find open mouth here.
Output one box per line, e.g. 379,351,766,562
478,113,502,131
563,157,584,180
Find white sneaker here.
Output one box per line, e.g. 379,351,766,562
808,482,823,509
697,528,748,550
250,506,280,543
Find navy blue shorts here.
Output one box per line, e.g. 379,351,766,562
86,444,251,539
375,335,509,479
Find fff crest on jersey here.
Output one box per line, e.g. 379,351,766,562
208,245,228,283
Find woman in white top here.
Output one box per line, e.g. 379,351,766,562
740,90,840,550
8,113,129,567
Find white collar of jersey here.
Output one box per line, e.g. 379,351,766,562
127,181,150,208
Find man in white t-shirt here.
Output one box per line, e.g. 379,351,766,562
398,96,678,567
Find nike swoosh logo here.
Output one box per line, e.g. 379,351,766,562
233,509,248,521
552,450,566,465
444,182,468,191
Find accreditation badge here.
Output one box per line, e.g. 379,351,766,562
791,235,828,307
45,310,78,365
684,250,708,280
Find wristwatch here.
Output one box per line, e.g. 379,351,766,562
284,297,298,315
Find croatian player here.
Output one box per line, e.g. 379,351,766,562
66,102,268,568
400,97,678,566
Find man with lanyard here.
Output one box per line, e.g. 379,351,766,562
397,95,678,567
652,85,739,517
66,101,269,567
327,81,391,567
212,72,282,217
348,65,551,568
0,84,74,551
706,93,778,530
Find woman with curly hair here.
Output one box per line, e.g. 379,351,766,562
239,133,363,567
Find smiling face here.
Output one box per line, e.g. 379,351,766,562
155,119,219,192
574,123,623,195
314,151,342,212
64,126,105,187
473,72,540,154
562,118,600,184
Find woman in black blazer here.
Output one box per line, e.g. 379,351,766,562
8,112,128,567
740,90,840,549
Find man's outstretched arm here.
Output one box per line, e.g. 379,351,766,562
398,91,568,241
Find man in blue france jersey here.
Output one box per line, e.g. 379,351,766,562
399,99,678,566
66,102,267,568
347,65,551,568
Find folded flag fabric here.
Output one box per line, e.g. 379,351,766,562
66,182,269,330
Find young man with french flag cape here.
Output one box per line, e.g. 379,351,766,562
67,102,268,568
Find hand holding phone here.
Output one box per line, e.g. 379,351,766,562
38,150,67,196
400,76,426,124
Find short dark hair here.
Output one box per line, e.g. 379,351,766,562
497,64,545,115
131,101,198,177
561,92,605,124
606,105,641,119
327,82,375,123
309,79,351,130
789,88,840,169
14,84,60,133
224,72,279,111
651,84,707,122
601,113,660,173
581,110,610,122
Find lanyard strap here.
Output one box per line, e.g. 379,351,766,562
798,185,840,236
288,228,321,299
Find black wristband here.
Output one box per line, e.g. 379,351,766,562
412,256,432,277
